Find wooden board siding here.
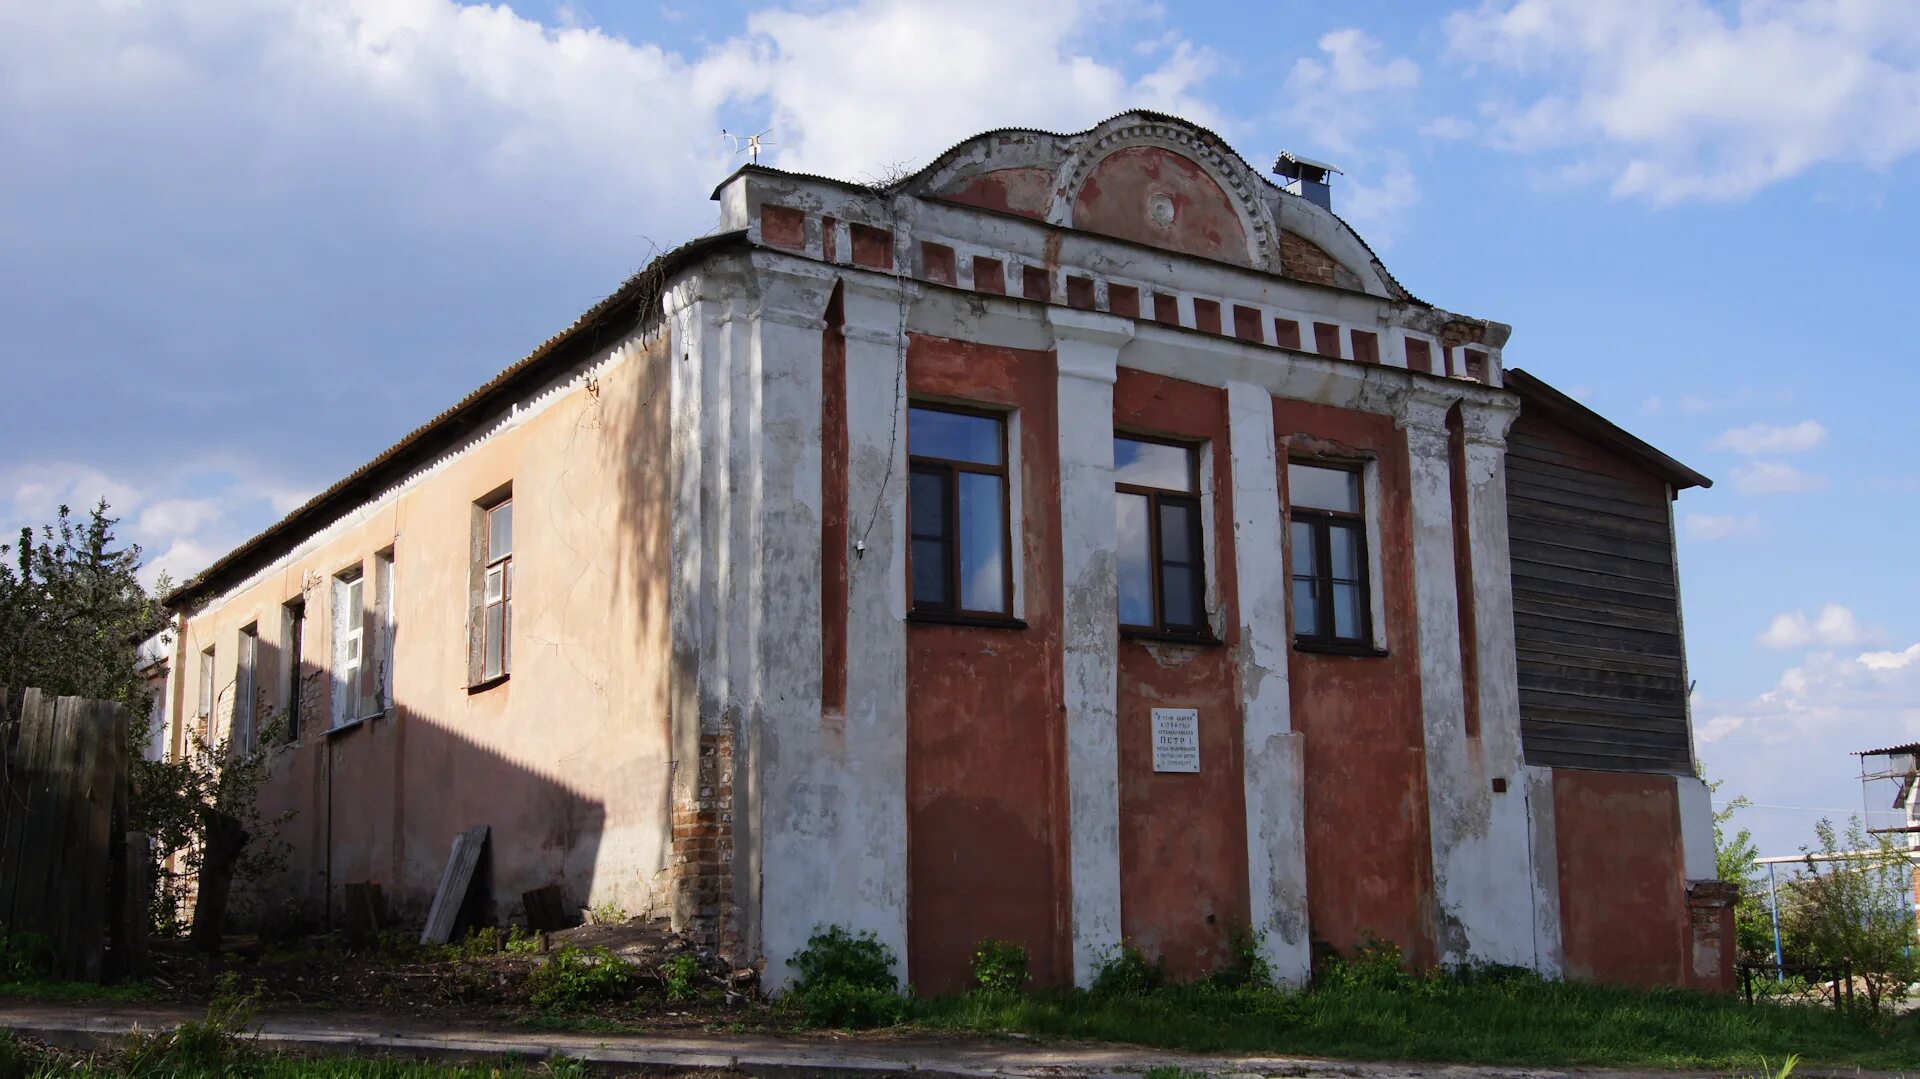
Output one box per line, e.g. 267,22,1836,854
1506,412,1692,774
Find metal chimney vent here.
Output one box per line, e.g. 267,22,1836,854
1273,150,1343,211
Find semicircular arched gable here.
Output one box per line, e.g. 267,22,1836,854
1066,145,1253,266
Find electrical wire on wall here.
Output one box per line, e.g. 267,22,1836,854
851,182,912,560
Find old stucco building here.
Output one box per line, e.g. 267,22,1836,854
161,113,1731,993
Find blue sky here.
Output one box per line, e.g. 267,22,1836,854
2,0,1916,857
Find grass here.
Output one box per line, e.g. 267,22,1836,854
908,977,1920,1072
0,978,156,1004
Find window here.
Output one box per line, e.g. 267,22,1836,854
374,548,396,715
235,624,257,753
1288,461,1373,649
333,566,364,726
1115,436,1206,636
479,499,513,682
283,599,305,742
196,645,215,748
908,406,1011,618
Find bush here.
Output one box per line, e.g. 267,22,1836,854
660,952,701,1002
1091,941,1163,996
1316,933,1417,992
527,946,639,1011
1208,929,1273,990
970,939,1030,995
785,925,903,1028
0,933,52,982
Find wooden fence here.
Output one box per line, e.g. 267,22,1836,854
0,689,137,981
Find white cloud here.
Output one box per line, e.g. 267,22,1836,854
1731,460,1828,495
1860,644,1920,672
136,499,222,540
1445,0,1920,203
1682,513,1757,541
1338,152,1421,246
1697,641,1920,851
1714,420,1829,455
1759,604,1874,650
1420,115,1476,139
1281,28,1420,156
0,0,1223,252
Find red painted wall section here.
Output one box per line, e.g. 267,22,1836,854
1071,147,1252,266
904,333,1072,994
1277,400,1437,967
937,167,1055,220
821,285,849,717
1113,369,1251,980
1555,768,1689,987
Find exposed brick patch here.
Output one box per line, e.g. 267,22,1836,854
1273,318,1302,350
1280,229,1341,287
1193,298,1222,335
760,204,806,250
1021,265,1051,302
1107,284,1140,319
670,730,740,964
1686,880,1739,992
1352,330,1380,365
1440,319,1486,350
921,242,956,285
1406,338,1433,374
1232,304,1263,343
851,223,893,270
972,257,1005,295
1152,292,1180,326
1066,275,1096,310
1312,322,1342,358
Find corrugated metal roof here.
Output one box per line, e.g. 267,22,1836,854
165,230,749,611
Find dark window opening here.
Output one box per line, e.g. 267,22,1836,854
1116,436,1206,636
908,405,1011,619
1288,461,1373,648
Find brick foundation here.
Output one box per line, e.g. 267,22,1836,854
670,729,740,965
1686,879,1739,992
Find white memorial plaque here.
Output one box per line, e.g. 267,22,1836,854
1151,708,1200,773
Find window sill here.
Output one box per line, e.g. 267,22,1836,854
907,610,1029,631
467,673,511,695
1122,628,1223,647
1293,639,1390,659
326,710,387,739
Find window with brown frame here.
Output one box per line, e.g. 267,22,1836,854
1288,461,1373,649
480,499,513,682
1115,435,1207,636
908,405,1011,619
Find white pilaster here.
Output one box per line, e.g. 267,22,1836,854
1226,380,1311,984
1457,398,1547,968
1049,307,1132,986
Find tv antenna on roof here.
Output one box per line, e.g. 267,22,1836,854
722,128,775,165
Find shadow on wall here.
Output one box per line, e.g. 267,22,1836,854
236,686,611,934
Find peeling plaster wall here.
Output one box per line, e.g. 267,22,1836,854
1554,768,1689,987
175,329,677,930
1278,399,1437,966
903,333,1072,994
1112,369,1251,981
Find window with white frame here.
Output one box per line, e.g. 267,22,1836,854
374,547,396,716
471,494,513,686
235,624,257,753
196,645,215,749
333,566,364,727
